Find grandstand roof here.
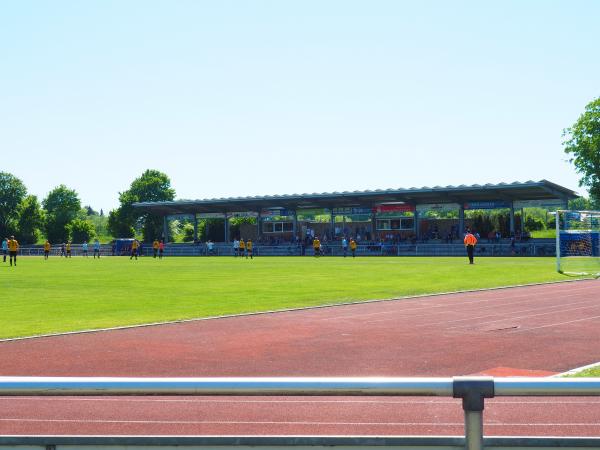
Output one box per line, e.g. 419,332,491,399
133,180,577,215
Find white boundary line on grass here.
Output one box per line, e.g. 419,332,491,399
1,278,596,343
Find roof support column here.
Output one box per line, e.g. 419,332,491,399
293,211,298,242
224,214,229,243
459,206,465,237
163,216,169,243
193,214,198,243
414,209,419,240
330,209,335,240
257,211,261,240
509,201,515,236
371,212,377,242
520,208,524,234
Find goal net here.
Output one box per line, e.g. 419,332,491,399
556,210,600,277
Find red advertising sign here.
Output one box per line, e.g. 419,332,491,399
373,204,415,213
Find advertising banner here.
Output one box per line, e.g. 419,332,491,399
167,214,197,220
373,204,415,214
229,211,259,218
260,208,293,217
197,213,225,219
463,201,511,210
513,199,565,209
416,203,460,213
332,207,372,216
297,208,329,216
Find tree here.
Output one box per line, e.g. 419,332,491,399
563,97,600,206
0,172,27,238
108,170,176,241
16,195,44,244
43,185,81,243
67,218,96,242
569,196,596,211
107,207,135,238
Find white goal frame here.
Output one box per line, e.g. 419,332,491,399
555,210,600,277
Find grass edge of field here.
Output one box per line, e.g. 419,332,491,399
563,364,600,377
2,276,592,343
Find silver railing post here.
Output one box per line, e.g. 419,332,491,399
454,376,494,450
464,410,484,450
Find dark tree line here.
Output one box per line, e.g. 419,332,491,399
0,173,88,244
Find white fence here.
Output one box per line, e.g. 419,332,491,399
0,376,599,450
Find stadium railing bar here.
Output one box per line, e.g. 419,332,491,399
1,376,600,450
17,243,558,258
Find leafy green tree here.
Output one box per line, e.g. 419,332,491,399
88,214,110,241
108,170,175,241
16,195,45,244
563,97,600,205
0,172,27,238
569,196,596,211
85,205,99,216
107,207,135,238
66,218,96,242
43,185,81,243
182,223,195,242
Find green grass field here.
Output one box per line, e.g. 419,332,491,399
566,366,600,377
0,255,580,340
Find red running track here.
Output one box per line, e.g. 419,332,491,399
0,279,599,436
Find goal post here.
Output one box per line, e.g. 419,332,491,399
556,210,600,278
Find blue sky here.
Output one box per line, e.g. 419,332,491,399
1,1,598,211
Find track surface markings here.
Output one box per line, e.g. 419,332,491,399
0,279,598,436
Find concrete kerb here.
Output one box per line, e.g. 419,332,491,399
0,278,596,344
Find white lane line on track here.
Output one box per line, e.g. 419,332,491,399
446,304,600,329
363,290,598,324
1,418,600,427
367,298,599,326
1,398,600,405
316,285,599,322
510,314,600,333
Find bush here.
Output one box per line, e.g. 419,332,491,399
67,219,96,243
182,223,195,242
524,216,545,231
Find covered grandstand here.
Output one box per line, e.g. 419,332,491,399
132,180,577,256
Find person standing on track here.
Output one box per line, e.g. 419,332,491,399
159,240,165,259
153,239,159,258
342,237,348,257
233,238,240,257
8,236,18,266
82,241,89,257
66,241,72,258
464,229,477,264
44,240,51,259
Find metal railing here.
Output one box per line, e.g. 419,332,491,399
1,376,600,450
14,242,557,258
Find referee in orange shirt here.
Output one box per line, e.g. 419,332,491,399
464,229,477,264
